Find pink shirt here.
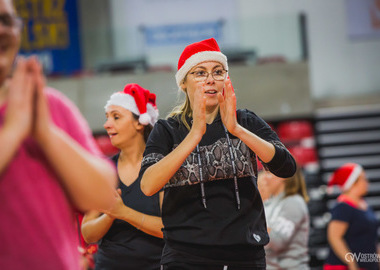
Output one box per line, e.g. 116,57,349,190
0,88,104,270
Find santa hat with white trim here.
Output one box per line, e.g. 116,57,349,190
327,163,363,192
104,83,159,126
175,38,228,87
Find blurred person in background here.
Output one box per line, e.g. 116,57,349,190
81,84,164,270
324,163,379,270
140,37,296,270
258,167,310,270
0,0,117,269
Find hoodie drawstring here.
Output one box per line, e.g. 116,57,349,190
196,144,207,208
195,124,241,210
223,125,241,210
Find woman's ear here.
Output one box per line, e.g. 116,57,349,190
134,119,145,131
180,81,186,92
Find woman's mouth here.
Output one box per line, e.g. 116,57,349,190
108,133,117,138
204,90,217,95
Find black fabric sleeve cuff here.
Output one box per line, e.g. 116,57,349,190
262,143,296,178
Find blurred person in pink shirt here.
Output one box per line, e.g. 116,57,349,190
0,0,117,269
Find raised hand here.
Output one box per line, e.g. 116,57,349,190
191,82,207,137
218,77,239,135
103,188,125,220
3,57,35,143
26,57,51,145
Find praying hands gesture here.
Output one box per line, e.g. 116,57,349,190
0,56,117,211
0,56,50,173
1,56,60,150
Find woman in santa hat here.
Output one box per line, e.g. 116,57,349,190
140,38,296,269
81,83,164,270
324,163,379,270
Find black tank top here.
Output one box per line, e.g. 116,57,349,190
95,154,164,270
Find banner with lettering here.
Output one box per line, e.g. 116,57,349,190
110,0,238,67
15,0,82,75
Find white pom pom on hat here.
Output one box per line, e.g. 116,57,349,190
175,38,228,87
138,113,151,126
104,83,159,126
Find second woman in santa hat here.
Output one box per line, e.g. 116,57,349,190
81,83,164,270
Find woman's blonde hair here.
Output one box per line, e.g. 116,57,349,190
284,167,310,203
167,77,193,130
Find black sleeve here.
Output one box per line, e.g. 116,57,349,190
141,119,174,172
237,109,296,178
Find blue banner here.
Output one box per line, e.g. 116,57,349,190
145,21,222,46
15,0,82,75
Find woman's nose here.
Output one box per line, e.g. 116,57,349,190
103,119,112,129
205,73,215,84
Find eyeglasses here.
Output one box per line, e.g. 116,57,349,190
0,13,23,30
189,68,228,82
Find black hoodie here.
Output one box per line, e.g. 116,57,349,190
141,109,296,266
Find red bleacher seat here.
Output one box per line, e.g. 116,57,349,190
94,135,119,157
288,145,318,167
277,120,314,143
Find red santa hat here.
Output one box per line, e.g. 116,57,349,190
327,163,363,192
104,83,159,126
175,38,228,87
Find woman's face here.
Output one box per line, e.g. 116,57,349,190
181,61,226,112
0,0,21,86
352,171,369,197
104,105,141,148
258,170,285,198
